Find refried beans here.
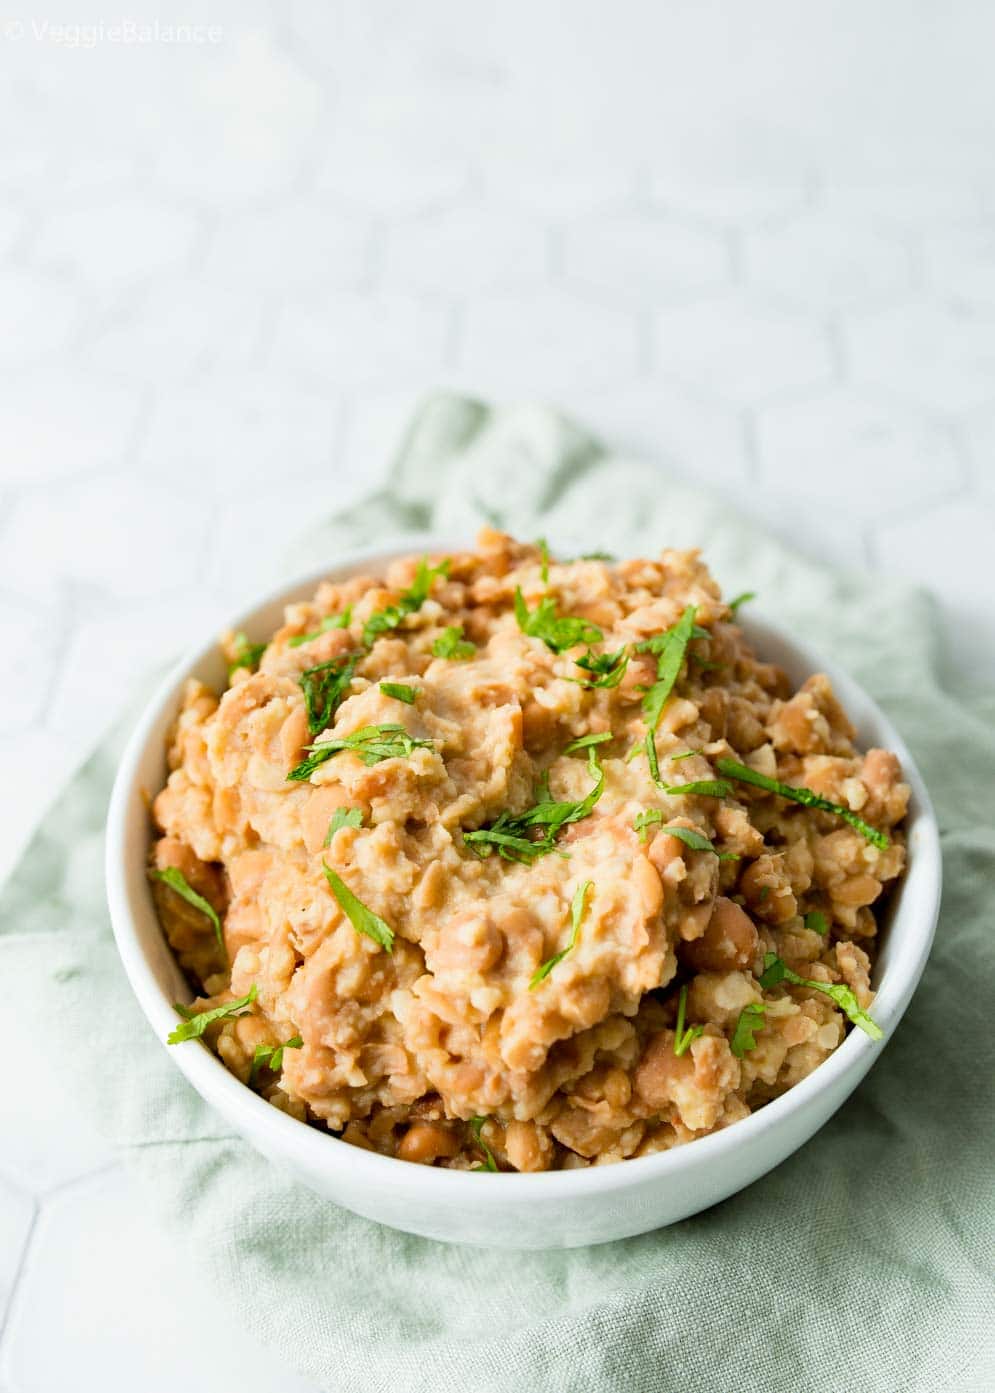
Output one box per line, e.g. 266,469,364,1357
150,530,908,1171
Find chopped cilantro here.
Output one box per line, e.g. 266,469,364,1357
362,557,449,647
578,550,615,562
637,606,704,732
288,608,352,647
463,749,604,863
530,880,592,988
228,631,267,676
167,985,257,1045
644,734,733,798
298,654,358,737
431,625,475,659
714,758,889,850
470,1116,499,1172
730,1002,766,1057
562,732,612,755
322,864,394,952
380,681,417,704
671,749,699,762
288,724,434,781
631,815,738,859
758,953,882,1039
805,910,830,935
673,984,705,1056
514,587,603,654
571,645,629,689
537,536,550,584
728,591,755,616
324,807,364,844
249,1034,303,1086
151,866,223,951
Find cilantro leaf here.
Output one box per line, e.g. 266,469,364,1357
324,807,364,844
530,880,592,988
514,587,603,655
578,551,615,562
637,605,701,732
151,866,224,950
470,1116,499,1172
728,591,755,616
228,631,267,676
537,536,550,584
288,724,434,781
362,557,449,647
804,910,830,935
168,985,257,1044
758,953,882,1039
631,814,738,858
644,734,733,798
571,645,629,689
431,625,475,659
288,608,352,647
562,732,612,755
714,758,889,850
463,750,604,863
730,1002,766,1057
673,983,705,1056
322,864,394,952
380,681,417,704
299,654,358,736
249,1034,303,1086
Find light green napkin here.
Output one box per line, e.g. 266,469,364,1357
5,394,993,1393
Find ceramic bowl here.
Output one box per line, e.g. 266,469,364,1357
106,535,941,1248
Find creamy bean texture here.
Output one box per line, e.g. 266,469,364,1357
151,531,909,1170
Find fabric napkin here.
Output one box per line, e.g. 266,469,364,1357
4,393,993,1393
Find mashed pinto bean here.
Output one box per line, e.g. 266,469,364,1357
151,532,909,1170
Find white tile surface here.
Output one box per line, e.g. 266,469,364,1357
1,3,994,1390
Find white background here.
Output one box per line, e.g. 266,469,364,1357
1,3,994,1390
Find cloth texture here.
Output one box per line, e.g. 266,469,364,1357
4,393,993,1393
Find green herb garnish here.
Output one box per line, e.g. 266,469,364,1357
168,985,257,1044
562,732,613,755
578,551,615,562
299,654,358,736
730,1002,766,1057
758,953,882,1039
228,631,267,676
249,1034,302,1085
151,866,223,950
324,807,364,844
804,910,830,935
380,681,417,704
530,880,592,988
537,536,550,584
644,733,733,798
671,749,699,762
322,864,394,952
463,750,605,863
714,758,889,850
288,724,434,781
728,591,755,616
631,815,738,859
288,608,352,647
674,984,704,1056
362,557,449,647
514,587,603,655
470,1116,499,1172
637,605,705,732
571,645,630,689
431,625,475,660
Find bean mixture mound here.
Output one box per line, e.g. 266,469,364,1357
151,531,909,1172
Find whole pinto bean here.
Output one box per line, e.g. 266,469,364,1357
397,1121,461,1165
681,896,758,972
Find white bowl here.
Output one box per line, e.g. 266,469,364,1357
106,535,941,1249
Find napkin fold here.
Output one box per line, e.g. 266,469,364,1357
4,393,993,1393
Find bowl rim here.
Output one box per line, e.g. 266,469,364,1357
106,532,942,1201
